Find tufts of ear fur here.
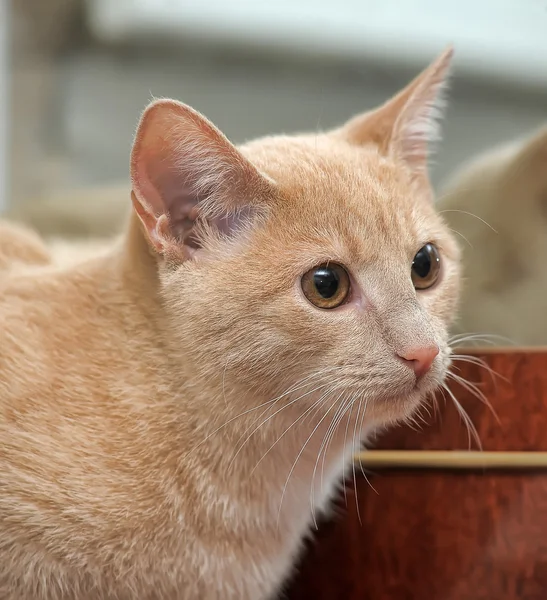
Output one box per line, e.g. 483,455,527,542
337,47,453,181
130,99,275,257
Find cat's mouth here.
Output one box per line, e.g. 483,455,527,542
374,361,448,424
379,380,441,425
329,372,443,429
397,358,446,396
334,357,446,403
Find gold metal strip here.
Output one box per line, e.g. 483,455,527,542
354,450,547,470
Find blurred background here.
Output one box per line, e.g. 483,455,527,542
2,0,547,343
3,0,547,209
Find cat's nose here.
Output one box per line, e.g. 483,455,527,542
397,344,439,379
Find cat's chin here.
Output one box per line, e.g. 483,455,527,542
374,379,442,426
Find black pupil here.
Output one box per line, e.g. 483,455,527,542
313,268,340,299
413,245,433,278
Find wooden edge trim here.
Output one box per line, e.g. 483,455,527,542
354,450,547,470
456,346,547,355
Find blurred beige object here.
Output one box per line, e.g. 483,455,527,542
0,220,50,270
438,127,547,345
8,183,130,240
48,236,117,266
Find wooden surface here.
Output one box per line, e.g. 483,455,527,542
284,349,547,599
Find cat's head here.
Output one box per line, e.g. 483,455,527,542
439,126,547,344
129,48,460,429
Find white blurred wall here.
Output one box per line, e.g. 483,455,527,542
87,0,547,91
8,1,547,200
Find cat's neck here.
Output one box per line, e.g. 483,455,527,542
118,212,162,299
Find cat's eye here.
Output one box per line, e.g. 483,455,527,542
301,263,351,309
411,243,441,290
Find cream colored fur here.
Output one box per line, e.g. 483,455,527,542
438,126,547,344
0,50,460,599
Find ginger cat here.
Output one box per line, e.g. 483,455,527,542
439,126,547,344
0,49,460,599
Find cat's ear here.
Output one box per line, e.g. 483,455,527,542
336,47,453,179
130,99,275,257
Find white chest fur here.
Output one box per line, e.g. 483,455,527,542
190,434,360,600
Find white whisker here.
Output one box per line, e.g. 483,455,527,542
442,383,482,450
227,380,333,473
318,394,354,501
191,369,334,454
355,399,377,493
449,228,473,248
446,371,500,425
341,394,357,510
428,390,441,420
449,332,515,347
349,397,363,526
451,354,507,384
309,390,351,529
249,383,340,476
277,398,342,530
438,209,498,233
225,368,343,468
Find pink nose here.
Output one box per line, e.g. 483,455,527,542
397,344,439,379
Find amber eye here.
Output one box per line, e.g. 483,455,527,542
411,243,441,290
301,263,351,309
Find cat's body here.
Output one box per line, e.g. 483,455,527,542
1,222,345,599
438,127,547,344
0,50,460,599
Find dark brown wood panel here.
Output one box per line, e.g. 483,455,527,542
285,350,547,600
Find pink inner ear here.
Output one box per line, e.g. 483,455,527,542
144,166,256,246
131,100,274,252
160,188,200,240
136,139,204,241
